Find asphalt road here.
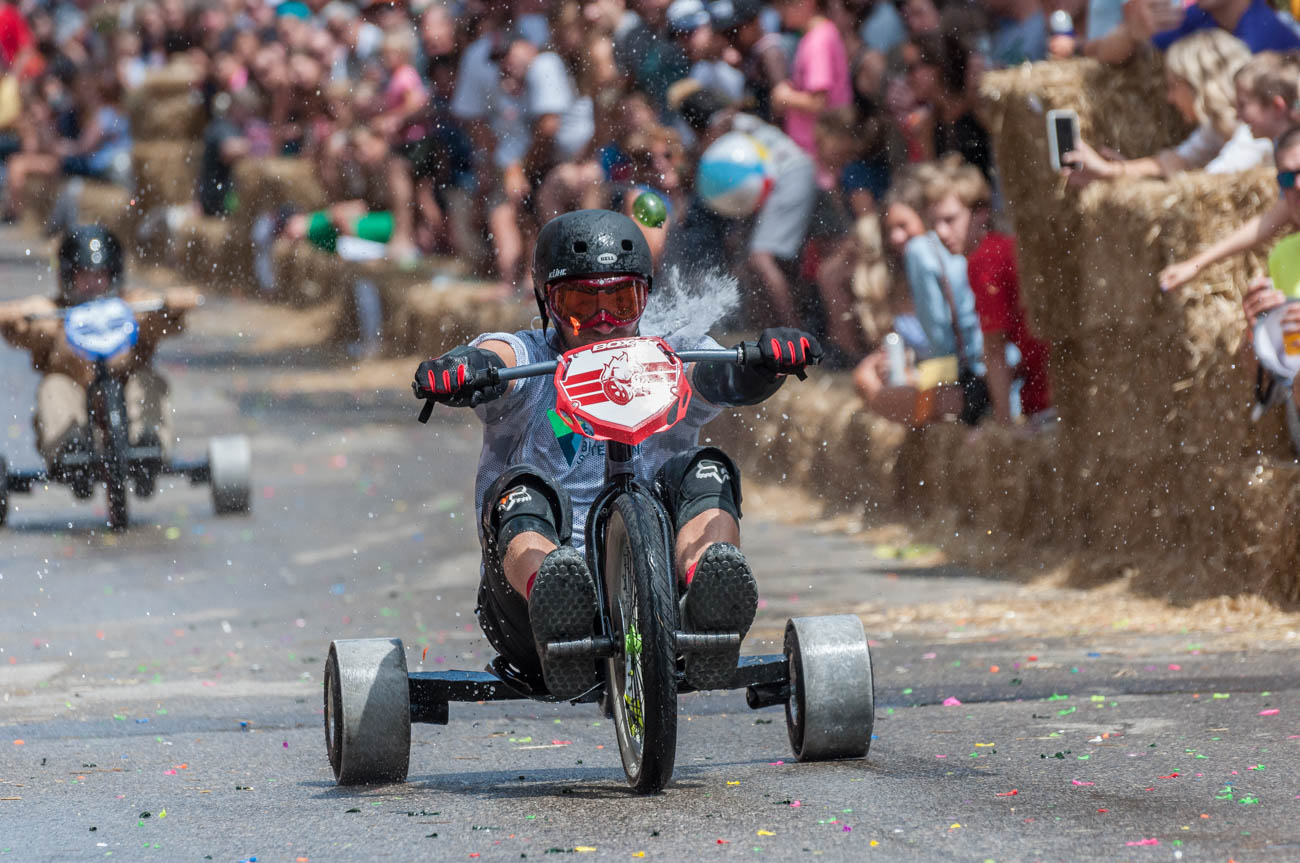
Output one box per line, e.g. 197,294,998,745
1,230,1298,862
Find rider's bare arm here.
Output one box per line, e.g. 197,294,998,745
0,296,57,349
133,287,202,348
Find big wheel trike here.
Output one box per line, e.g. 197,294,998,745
0,296,251,530
324,335,874,792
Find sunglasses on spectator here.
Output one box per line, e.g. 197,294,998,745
1279,170,1299,190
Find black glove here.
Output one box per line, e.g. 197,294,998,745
754,328,823,379
413,346,507,408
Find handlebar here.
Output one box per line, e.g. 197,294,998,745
22,297,170,322
417,342,772,424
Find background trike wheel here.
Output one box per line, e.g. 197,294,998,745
324,638,411,785
209,435,252,515
784,615,874,762
603,493,678,794
0,454,8,527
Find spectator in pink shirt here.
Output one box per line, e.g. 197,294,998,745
771,0,852,187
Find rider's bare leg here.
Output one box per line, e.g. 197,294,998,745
674,508,740,588
503,530,557,598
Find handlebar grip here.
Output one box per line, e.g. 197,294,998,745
739,341,763,367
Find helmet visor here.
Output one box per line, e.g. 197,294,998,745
546,275,649,333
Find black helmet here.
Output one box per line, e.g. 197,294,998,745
58,225,124,304
532,209,653,327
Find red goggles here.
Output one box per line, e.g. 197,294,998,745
546,275,649,334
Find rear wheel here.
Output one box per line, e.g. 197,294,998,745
784,615,875,762
101,377,130,531
603,492,678,794
324,638,411,785
209,435,252,515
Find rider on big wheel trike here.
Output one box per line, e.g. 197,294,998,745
412,209,821,700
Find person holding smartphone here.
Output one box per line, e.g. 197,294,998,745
1062,30,1271,187
1161,52,1300,291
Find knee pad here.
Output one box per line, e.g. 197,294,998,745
656,447,742,531
482,466,573,552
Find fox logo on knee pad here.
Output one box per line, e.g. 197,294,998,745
499,486,533,512
694,462,729,484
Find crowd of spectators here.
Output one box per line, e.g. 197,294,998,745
5,0,1300,428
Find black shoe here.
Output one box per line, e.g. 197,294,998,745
528,546,598,699
680,542,758,690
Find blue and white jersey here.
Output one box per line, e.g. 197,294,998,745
469,327,724,550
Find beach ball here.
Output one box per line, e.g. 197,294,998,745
698,131,772,218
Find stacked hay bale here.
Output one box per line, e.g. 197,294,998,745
232,158,329,299
710,380,908,517
979,55,1189,342
391,279,530,357
979,57,1300,600
75,181,136,247
128,65,203,219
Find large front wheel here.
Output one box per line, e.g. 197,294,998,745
100,377,130,531
603,492,678,794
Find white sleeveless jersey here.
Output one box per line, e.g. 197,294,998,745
469,328,724,550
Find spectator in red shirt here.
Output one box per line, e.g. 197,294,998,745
928,155,1052,425
0,3,31,70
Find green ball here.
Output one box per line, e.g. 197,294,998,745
632,190,668,228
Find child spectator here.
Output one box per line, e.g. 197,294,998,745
771,0,852,186
1065,30,1272,185
895,33,993,179
905,160,985,390
853,164,989,427
932,156,1053,425
5,75,131,220
377,27,428,263
678,87,818,333
806,107,876,360
1162,51,1300,290
668,0,745,104
711,0,788,123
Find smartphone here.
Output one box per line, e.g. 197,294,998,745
1046,109,1079,172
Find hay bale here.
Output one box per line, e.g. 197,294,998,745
231,158,328,219
709,380,908,515
129,92,205,141
391,281,531,356
132,140,200,209
19,172,59,233
131,63,203,102
980,55,1189,342
1075,169,1274,334
270,240,345,307
172,215,252,291
77,182,137,252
